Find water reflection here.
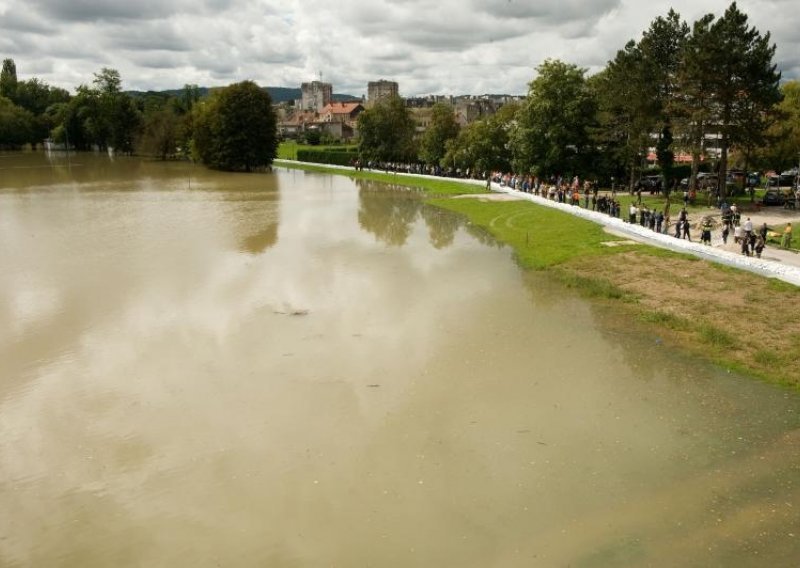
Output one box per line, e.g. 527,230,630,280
356,179,422,246
1,157,799,567
355,179,472,251
420,204,461,249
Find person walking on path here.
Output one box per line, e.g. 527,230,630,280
755,234,766,258
782,223,793,249
681,218,691,241
759,222,768,241
701,218,712,245
731,203,741,227
743,217,754,241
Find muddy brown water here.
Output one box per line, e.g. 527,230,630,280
1,153,799,567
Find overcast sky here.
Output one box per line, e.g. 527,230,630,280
0,0,797,96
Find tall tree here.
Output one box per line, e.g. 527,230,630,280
418,102,459,166
638,10,689,192
137,106,180,160
192,80,278,172
755,80,800,174
672,14,717,192
512,59,597,177
706,2,781,197
0,59,17,99
357,95,416,162
592,42,652,190
443,103,518,174
0,95,32,149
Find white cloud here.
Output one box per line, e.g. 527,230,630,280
0,0,797,95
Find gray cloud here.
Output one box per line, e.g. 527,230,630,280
0,8,53,34
469,0,620,22
103,22,193,52
0,0,797,96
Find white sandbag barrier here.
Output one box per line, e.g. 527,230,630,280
274,161,800,287
490,183,800,288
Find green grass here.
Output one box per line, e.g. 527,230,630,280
274,159,487,196
555,271,633,300
637,310,691,331
428,198,631,269
699,323,738,349
754,349,783,366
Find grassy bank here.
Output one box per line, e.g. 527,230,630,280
274,159,486,196
278,160,800,388
431,197,800,389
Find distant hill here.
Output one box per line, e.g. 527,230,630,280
127,86,360,104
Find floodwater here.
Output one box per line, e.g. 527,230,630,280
1,152,799,567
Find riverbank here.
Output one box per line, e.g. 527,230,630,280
275,160,800,388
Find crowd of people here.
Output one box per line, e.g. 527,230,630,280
491,172,625,218
490,172,798,257
349,163,796,257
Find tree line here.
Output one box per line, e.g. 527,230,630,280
1,2,794,182
358,2,792,198
0,61,277,171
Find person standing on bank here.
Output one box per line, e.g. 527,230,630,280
701,218,712,245
782,223,793,249
743,217,753,241
759,222,768,241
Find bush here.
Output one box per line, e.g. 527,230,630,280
296,147,359,166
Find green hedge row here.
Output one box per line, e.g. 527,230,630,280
296,148,359,166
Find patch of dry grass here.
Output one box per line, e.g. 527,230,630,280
562,251,800,388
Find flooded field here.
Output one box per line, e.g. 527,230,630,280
1,153,799,567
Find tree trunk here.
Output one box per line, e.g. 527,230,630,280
719,132,729,200
690,150,700,192
629,160,636,193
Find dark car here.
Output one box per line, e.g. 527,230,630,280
762,189,787,206
641,175,662,192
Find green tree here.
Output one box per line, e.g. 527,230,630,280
672,14,717,191
357,95,416,162
180,84,201,113
705,2,781,197
755,80,800,173
418,102,459,165
192,80,278,172
512,59,597,177
0,59,17,99
592,42,652,189
443,103,518,174
137,106,180,160
593,11,688,191
0,96,33,149
638,10,689,192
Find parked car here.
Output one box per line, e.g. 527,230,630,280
768,173,796,188
697,174,718,190
641,175,662,192
678,173,720,190
762,189,788,206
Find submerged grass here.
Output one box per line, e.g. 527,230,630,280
637,310,691,331
275,161,800,388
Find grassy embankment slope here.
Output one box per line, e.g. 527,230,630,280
276,158,800,388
